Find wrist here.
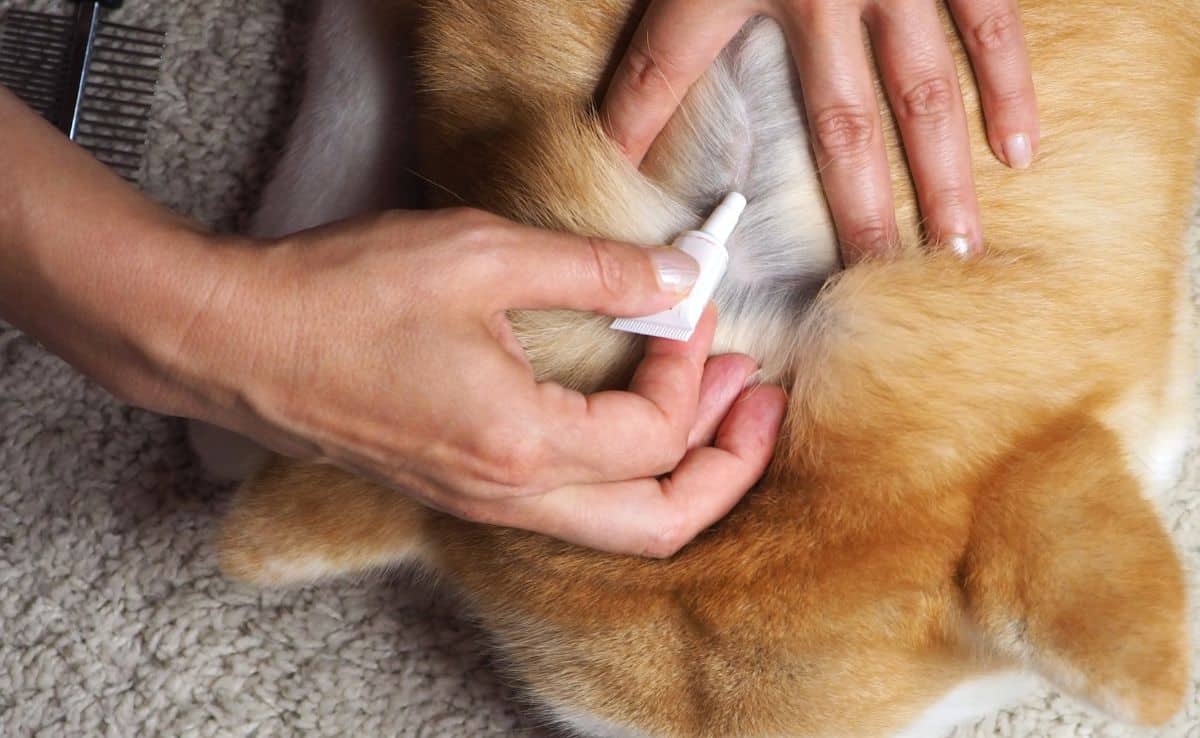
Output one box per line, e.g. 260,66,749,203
126,229,269,423
7,213,260,424
0,88,272,425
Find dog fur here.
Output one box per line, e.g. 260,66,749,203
212,1,1200,735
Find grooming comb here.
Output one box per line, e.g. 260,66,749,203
0,1,164,182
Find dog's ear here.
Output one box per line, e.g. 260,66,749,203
219,459,430,586
960,416,1188,725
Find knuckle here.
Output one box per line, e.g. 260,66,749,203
620,42,677,98
811,105,877,160
843,222,894,255
791,0,842,28
479,426,549,490
453,208,505,246
451,210,512,280
374,209,411,230
644,510,691,559
922,184,975,216
586,236,637,300
988,84,1029,111
972,7,1021,52
897,75,956,123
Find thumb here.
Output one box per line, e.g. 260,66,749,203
493,224,700,316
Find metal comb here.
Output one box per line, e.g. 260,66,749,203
0,1,164,182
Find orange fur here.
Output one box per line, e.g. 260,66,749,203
219,1,1200,735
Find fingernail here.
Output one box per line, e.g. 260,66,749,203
947,234,973,260
649,248,700,294
742,369,764,391
1003,133,1033,170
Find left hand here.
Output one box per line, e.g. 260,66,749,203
601,0,1039,263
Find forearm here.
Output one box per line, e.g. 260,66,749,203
0,86,238,417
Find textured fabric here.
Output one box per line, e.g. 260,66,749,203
0,1,1197,736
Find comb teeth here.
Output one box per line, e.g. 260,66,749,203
0,8,163,183
76,19,164,181
0,11,72,119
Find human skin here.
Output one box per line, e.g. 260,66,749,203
0,86,786,557
602,0,1039,262
0,0,1036,556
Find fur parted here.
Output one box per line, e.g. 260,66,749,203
216,1,1200,736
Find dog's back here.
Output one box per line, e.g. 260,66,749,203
220,1,1200,736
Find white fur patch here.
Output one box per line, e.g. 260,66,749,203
540,673,1039,738
891,672,1040,738
1140,417,1194,492
1102,265,1197,499
261,553,343,585
1140,269,1198,492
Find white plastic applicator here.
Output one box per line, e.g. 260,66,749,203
611,192,747,342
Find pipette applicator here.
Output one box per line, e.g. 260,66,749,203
611,191,747,342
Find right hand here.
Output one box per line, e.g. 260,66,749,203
169,209,787,557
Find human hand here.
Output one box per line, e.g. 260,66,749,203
178,209,786,557
0,87,781,557
602,0,1039,263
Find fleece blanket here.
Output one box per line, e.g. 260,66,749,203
1,1,1197,736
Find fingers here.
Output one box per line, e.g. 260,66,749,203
687,353,759,449
535,306,727,483
785,7,900,264
484,218,700,316
946,0,1038,169
601,0,750,166
867,1,982,256
499,383,787,557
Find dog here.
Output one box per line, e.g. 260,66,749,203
206,1,1200,735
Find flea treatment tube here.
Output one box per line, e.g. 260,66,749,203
611,192,747,342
